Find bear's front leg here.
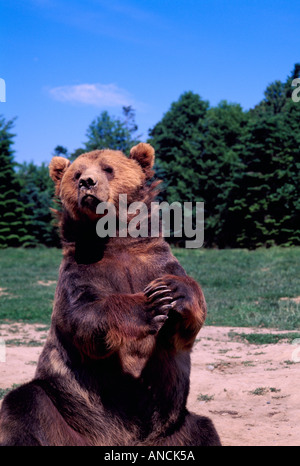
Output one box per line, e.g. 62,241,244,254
144,274,206,351
58,289,173,360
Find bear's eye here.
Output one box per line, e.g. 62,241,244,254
103,166,114,179
74,171,81,181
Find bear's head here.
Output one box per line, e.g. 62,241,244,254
49,143,155,222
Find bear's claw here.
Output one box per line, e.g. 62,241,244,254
144,284,169,295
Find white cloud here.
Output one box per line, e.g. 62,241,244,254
48,83,134,108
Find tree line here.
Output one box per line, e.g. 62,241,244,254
0,64,299,249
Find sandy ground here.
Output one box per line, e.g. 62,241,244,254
0,323,299,446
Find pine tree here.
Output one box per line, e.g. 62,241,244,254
0,116,34,248
148,94,250,247
231,64,300,248
85,108,140,155
53,145,69,157
148,91,209,203
232,114,285,247
148,92,209,244
199,101,248,246
122,105,141,145
16,161,60,247
271,77,300,245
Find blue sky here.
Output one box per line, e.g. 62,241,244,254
1,0,299,165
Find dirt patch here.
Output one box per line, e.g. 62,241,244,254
0,323,48,388
0,323,299,446
187,325,300,446
279,296,300,304
37,280,57,287
0,288,14,298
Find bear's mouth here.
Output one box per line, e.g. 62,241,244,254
80,194,101,212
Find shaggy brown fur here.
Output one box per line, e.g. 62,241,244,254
0,143,221,446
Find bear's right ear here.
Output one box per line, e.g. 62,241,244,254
129,143,155,177
49,157,71,183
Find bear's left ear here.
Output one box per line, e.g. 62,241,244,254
129,143,155,177
49,156,71,184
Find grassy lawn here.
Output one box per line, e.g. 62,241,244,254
175,247,300,329
0,248,61,324
0,246,299,329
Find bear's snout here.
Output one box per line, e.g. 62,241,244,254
79,174,97,190
77,170,110,215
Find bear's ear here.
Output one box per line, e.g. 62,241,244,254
129,143,155,176
49,157,71,183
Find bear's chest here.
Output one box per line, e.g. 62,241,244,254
91,251,164,294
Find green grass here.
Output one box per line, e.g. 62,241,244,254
249,387,269,396
174,247,300,330
0,246,300,329
249,387,281,396
228,332,300,345
0,247,61,324
5,339,45,347
197,393,214,402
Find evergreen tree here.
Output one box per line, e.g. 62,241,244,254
148,91,209,205
53,145,69,157
231,64,300,248
85,107,140,155
231,114,285,247
200,101,248,246
252,81,286,116
16,161,60,247
0,116,34,248
122,105,142,146
148,93,249,247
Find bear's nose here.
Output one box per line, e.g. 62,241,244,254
79,176,97,189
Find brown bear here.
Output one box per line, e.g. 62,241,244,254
0,143,221,446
